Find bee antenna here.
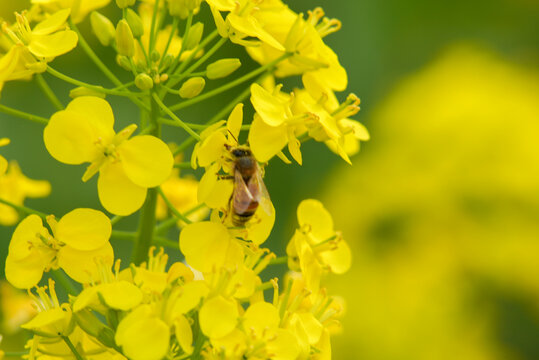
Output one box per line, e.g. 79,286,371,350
227,129,238,144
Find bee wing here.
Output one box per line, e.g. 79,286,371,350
233,170,255,214
248,163,273,216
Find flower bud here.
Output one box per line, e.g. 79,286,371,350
151,50,161,62
206,58,241,79
179,77,205,98
116,19,135,57
90,11,116,46
135,73,154,90
168,0,202,18
69,86,106,99
182,22,203,51
125,8,144,38
116,55,132,70
116,0,136,9
160,53,174,69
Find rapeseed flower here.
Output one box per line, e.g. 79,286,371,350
5,208,113,288
32,0,112,24
44,96,173,215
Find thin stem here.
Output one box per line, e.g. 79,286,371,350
0,104,48,125
47,67,145,99
159,17,179,69
0,198,47,219
157,186,192,224
137,38,151,67
110,215,123,226
269,256,287,265
152,93,200,140
62,336,83,360
167,12,194,77
169,52,292,112
148,0,162,57
36,74,63,110
132,91,161,265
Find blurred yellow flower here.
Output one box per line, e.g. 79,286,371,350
43,96,173,215
0,281,37,334
0,161,51,226
31,0,111,24
324,45,539,360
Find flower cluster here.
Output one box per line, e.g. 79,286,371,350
0,0,367,359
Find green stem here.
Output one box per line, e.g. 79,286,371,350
62,336,84,360
0,104,48,125
148,0,162,56
132,91,161,265
137,37,151,67
269,256,287,265
110,215,123,226
152,93,200,140
51,269,78,295
36,74,63,110
159,17,179,69
0,198,47,219
47,67,145,99
169,52,292,112
3,351,29,357
157,186,192,224
167,12,194,77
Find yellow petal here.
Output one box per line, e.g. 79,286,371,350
266,328,300,360
199,295,238,339
98,161,147,216
319,240,352,274
56,208,111,251
116,306,169,360
21,307,70,334
227,14,285,51
296,312,323,345
119,135,173,187
175,314,193,355
205,0,236,11
243,302,279,336
287,133,302,165
226,103,243,143
44,98,115,164
31,9,71,36
28,30,78,58
250,84,288,127
0,155,7,175
179,221,243,273
297,199,334,242
8,214,46,260
248,115,288,162
57,242,114,284
171,281,209,315
98,281,143,310
244,203,275,245
167,262,195,283
196,131,227,168
67,96,115,130
5,253,48,289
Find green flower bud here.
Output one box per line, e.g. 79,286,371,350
167,0,202,18
116,55,132,71
206,58,241,79
125,8,144,38
116,0,136,9
90,11,116,46
151,50,161,62
179,77,205,98
182,22,204,51
135,73,154,90
69,86,106,99
160,53,175,69
116,19,135,57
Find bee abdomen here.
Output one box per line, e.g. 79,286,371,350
232,209,256,226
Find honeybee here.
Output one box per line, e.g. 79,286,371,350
226,145,272,226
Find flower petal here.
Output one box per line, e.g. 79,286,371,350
243,302,279,336
31,9,71,36
119,135,173,188
248,115,288,162
250,83,288,127
199,295,238,339
5,253,48,289
175,314,193,355
57,242,114,284
67,96,115,130
56,208,111,251
297,199,334,242
98,281,143,310
319,240,352,274
98,161,147,216
28,30,78,58
226,103,243,143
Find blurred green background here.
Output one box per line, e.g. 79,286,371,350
1,0,539,359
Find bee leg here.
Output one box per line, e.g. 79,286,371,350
217,175,234,180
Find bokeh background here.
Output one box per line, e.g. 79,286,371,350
1,0,539,358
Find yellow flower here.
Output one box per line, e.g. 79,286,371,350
0,45,39,95
206,0,285,51
246,5,346,91
0,161,51,226
31,0,112,24
199,295,239,339
0,281,37,334
4,9,78,59
43,96,173,215
248,82,309,164
286,199,351,292
5,208,114,288
22,279,73,338
0,137,9,174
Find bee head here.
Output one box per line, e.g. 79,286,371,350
229,147,251,159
